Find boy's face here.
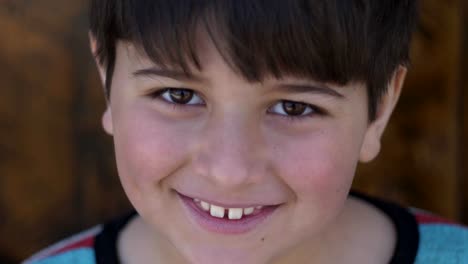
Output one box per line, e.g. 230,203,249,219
97,36,402,263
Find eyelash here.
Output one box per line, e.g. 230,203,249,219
270,103,324,123
147,88,204,111
147,88,325,121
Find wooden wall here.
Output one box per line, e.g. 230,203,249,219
0,1,131,262
354,0,464,219
462,0,468,223
0,0,465,262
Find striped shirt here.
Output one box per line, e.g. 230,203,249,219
23,192,468,264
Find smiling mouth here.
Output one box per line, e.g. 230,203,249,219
177,192,280,234
192,197,268,220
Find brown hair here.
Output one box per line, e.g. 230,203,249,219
89,0,418,120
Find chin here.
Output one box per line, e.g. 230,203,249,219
181,247,273,264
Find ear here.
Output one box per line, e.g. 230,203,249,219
89,31,106,86
359,66,407,162
89,32,114,135
102,106,114,135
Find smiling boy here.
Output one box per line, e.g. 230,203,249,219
24,1,468,264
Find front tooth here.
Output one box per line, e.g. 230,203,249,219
243,207,254,215
200,201,210,211
210,205,225,218
228,208,243,220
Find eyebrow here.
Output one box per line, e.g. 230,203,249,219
132,67,205,83
274,83,345,99
133,67,344,98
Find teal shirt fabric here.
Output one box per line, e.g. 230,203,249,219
24,204,468,264
414,224,468,263
26,222,468,264
31,248,96,264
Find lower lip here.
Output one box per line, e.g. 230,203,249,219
178,193,278,235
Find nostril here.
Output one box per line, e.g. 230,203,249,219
191,129,267,188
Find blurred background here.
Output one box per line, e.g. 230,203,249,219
0,0,467,262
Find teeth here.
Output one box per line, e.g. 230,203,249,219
243,207,254,215
200,201,210,211
193,198,263,220
228,208,243,220
210,205,225,218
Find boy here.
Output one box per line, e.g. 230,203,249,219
24,0,468,263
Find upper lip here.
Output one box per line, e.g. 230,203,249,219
177,191,282,208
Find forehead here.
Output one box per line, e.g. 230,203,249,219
116,40,366,105
117,39,355,92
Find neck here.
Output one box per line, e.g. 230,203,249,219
117,197,396,264
118,216,187,263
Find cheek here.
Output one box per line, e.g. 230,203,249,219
271,127,364,206
112,104,189,196
267,126,366,237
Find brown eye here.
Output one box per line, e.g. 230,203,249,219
268,100,316,118
169,89,194,104
282,101,308,116
156,88,204,105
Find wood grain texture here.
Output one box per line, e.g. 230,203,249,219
0,8,77,261
353,0,462,220
460,0,468,224
0,1,131,262
0,0,465,262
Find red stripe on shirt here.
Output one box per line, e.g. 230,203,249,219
48,236,95,257
415,213,456,225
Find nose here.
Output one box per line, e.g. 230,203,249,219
192,113,267,189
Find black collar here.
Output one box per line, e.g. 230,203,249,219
94,191,419,264
350,191,419,264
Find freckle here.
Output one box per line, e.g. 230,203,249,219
261,237,265,242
